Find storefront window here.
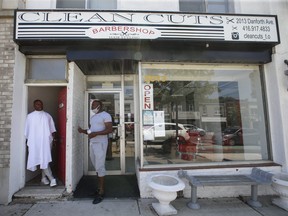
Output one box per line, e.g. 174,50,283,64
179,0,230,13
57,0,85,8
88,0,117,9
56,0,116,9
141,63,270,166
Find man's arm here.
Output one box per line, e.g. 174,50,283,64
78,126,89,134
52,132,57,143
78,123,92,134
88,122,113,139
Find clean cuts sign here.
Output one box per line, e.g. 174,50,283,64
14,10,279,43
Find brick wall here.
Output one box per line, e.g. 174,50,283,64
72,64,86,190
66,62,86,193
0,11,15,168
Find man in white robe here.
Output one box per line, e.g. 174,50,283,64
24,99,57,187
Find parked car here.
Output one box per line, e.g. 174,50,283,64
143,122,190,143
222,126,240,136
222,127,259,146
183,124,206,136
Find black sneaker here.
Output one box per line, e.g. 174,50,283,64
92,194,104,204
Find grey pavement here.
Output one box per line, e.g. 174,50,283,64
1,196,288,216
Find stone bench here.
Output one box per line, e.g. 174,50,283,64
178,168,273,209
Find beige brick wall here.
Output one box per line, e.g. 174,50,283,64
66,62,86,193
0,11,15,168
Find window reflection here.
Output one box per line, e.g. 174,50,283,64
142,64,269,165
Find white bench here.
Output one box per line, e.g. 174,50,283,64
178,168,273,209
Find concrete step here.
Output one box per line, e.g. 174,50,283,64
13,186,67,202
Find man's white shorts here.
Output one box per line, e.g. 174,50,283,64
89,141,108,177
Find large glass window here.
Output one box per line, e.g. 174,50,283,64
57,0,85,8
179,0,230,13
56,0,116,9
88,0,117,9
141,63,270,166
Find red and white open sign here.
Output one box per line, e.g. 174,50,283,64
142,84,154,110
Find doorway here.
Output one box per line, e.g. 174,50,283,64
86,90,136,175
74,86,140,198
25,86,66,186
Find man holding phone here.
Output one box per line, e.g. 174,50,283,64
78,99,113,204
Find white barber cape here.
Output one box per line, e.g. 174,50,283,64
24,110,56,171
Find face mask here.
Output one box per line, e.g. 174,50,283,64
92,106,100,114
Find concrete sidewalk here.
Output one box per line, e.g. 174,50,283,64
1,196,288,216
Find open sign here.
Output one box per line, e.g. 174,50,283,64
143,84,154,110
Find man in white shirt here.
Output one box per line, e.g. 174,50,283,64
25,99,57,187
78,99,113,204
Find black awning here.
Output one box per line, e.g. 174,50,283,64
67,50,136,61
17,39,273,65
65,39,272,63
65,40,273,75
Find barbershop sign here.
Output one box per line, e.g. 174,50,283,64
14,10,279,43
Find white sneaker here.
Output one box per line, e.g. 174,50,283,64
41,177,49,185
50,178,57,187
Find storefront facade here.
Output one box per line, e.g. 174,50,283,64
1,0,288,204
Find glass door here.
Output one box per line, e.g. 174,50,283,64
86,91,126,175
85,74,137,175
